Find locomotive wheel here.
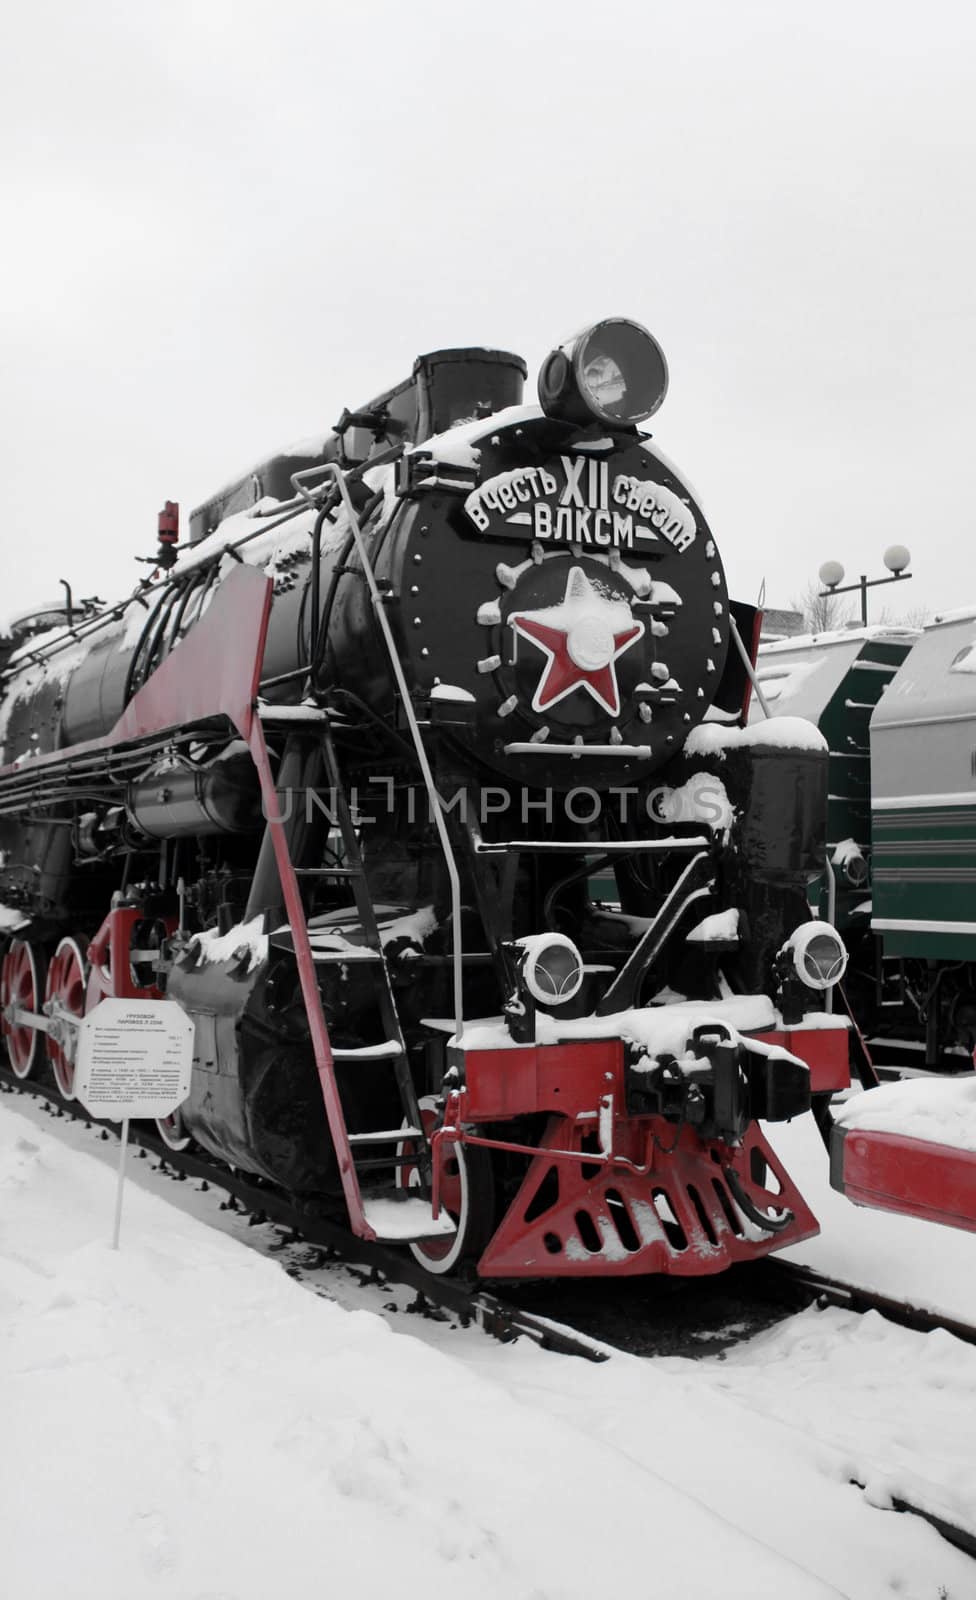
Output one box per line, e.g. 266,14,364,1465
44,937,88,1100
1,939,44,1079
396,1095,495,1276
156,1107,192,1152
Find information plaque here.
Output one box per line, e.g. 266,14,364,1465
73,998,196,1249
75,999,194,1121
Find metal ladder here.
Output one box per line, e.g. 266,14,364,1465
251,700,443,1241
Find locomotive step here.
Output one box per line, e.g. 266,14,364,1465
309,948,382,964
330,1041,403,1059
348,1127,423,1144
256,702,329,724
361,1195,456,1243
352,1154,425,1173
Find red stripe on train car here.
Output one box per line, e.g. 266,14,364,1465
830,1123,976,1234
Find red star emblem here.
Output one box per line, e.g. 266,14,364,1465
510,566,644,717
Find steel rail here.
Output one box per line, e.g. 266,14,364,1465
751,1256,976,1349
738,1258,976,1561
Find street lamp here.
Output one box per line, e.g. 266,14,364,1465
818,545,912,627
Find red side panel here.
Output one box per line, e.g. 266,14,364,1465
831,1124,976,1234
463,1040,624,1121
112,563,271,743
0,564,273,779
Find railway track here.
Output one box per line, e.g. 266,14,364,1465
752,1257,976,1350
4,1062,975,1566
0,1067,609,1363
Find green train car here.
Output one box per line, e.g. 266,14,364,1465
753,627,917,936
869,607,976,1064
872,608,976,951
754,617,976,1069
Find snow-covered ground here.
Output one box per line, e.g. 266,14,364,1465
3,1093,975,1600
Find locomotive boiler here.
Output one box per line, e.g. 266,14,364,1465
5,315,939,1278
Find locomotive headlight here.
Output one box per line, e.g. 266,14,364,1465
786,921,848,991
538,318,669,428
515,933,584,1006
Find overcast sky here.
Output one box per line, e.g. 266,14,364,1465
3,0,975,625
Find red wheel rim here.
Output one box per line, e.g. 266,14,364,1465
44,938,87,1099
397,1102,466,1269
1,940,41,1079
156,1108,191,1152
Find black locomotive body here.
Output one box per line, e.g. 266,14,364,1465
0,319,863,1277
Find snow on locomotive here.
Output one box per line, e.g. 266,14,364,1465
0,317,935,1276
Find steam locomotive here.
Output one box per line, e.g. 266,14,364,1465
1,317,961,1277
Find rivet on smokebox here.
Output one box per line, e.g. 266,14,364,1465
413,617,422,627
413,554,422,564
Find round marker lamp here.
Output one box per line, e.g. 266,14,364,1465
842,850,869,888
516,934,584,1006
786,922,848,990
538,318,669,428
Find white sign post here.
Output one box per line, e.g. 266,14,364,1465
74,999,195,1248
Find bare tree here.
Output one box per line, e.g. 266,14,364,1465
788,579,929,634
874,601,930,629
789,578,851,634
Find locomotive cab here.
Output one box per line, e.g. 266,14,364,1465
188,347,529,544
